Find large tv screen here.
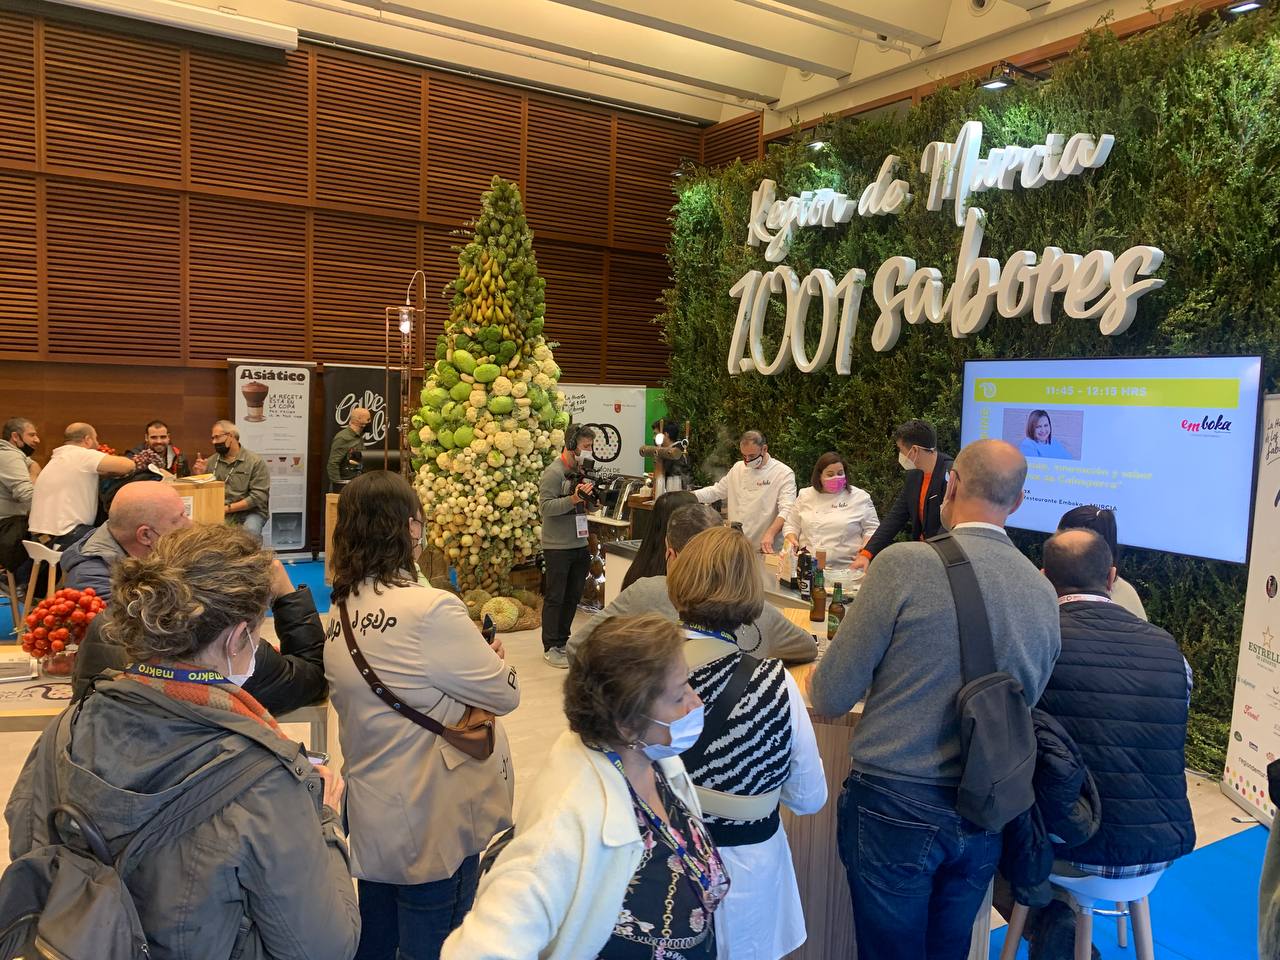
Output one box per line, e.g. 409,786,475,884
960,356,1263,563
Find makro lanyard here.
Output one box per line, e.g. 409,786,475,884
679,624,738,646
600,748,714,896
125,662,232,685
1057,593,1115,606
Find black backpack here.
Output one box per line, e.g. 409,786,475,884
0,708,278,960
928,533,1037,832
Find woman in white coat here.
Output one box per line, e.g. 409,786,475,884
442,614,730,959
327,471,520,960
783,451,880,568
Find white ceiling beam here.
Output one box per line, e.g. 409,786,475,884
769,0,950,47
327,0,784,102
545,0,853,79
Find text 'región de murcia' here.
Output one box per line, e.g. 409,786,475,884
727,121,1164,375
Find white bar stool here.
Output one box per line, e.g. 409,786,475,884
1000,868,1163,960
22,540,64,616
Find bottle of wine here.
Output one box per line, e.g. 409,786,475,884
827,582,846,640
796,546,812,601
809,564,827,623
778,541,797,590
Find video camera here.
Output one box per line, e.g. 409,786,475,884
565,425,602,509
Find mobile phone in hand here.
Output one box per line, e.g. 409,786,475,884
482,614,496,645
303,749,330,766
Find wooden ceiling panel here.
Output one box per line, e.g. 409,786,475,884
536,239,604,383
0,171,38,356
425,75,521,223
605,251,670,386
312,211,419,364
188,196,307,361
45,179,181,358
613,115,699,247
190,48,309,198
43,22,181,180
525,99,611,243
315,53,421,213
0,13,35,165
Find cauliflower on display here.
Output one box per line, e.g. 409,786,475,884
407,176,567,593
481,596,521,631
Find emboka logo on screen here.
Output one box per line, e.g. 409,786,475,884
1180,414,1233,434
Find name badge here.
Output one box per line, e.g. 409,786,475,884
576,514,589,538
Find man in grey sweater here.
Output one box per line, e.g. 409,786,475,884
811,439,1060,960
569,503,817,663
539,425,597,668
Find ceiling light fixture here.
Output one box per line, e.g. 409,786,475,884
982,60,1048,91
1226,0,1263,12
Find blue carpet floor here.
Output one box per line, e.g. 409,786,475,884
991,825,1266,959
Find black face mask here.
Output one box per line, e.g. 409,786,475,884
213,442,231,457
18,442,35,457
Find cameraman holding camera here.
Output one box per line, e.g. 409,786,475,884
538,425,597,668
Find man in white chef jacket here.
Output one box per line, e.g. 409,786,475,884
694,430,797,553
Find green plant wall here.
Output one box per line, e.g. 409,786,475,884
659,12,1280,773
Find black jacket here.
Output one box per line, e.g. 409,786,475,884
71,585,329,716
1039,599,1195,868
861,452,953,558
1000,709,1102,906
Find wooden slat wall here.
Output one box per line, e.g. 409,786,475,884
701,112,763,169
0,11,698,390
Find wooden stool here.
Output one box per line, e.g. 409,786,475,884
1000,869,1162,960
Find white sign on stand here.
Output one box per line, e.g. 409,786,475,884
1224,393,1280,823
558,383,648,480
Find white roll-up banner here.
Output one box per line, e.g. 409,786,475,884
1224,393,1280,823
558,383,648,481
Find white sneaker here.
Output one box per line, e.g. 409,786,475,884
542,647,569,669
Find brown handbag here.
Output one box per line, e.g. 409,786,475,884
337,601,496,761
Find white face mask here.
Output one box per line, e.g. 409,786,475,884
225,629,256,687
639,705,704,760
654,432,665,445
898,451,915,471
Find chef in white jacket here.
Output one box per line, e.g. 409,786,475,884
695,429,797,553
783,451,880,568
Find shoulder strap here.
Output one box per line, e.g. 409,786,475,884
338,601,447,738
116,749,279,879
681,653,760,770
926,533,996,683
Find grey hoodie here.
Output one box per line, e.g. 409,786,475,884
0,438,34,519
6,675,360,960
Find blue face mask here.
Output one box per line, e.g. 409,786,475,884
638,705,705,760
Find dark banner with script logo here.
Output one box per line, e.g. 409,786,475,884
321,364,402,485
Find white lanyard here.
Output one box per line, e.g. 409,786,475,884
1057,593,1114,606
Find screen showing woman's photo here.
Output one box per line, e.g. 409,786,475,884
1002,408,1084,460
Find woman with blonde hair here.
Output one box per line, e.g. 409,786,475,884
665,524,827,960
443,614,728,959
6,523,360,960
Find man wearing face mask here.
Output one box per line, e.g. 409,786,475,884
193,420,271,539
694,429,797,554
0,417,41,574
539,424,598,668
852,418,954,572
326,406,371,492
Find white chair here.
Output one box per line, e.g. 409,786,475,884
1000,868,1163,960
22,540,64,619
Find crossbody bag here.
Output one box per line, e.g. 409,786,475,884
337,601,496,761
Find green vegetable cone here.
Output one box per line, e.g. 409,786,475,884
409,175,568,593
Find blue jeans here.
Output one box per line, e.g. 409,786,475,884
354,855,480,960
836,770,1002,960
230,512,266,539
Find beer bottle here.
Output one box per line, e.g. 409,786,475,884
796,546,812,601
827,582,846,640
809,565,827,623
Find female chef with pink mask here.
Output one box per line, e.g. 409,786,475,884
782,452,880,569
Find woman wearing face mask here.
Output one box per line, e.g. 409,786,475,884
326,471,520,960
6,523,361,960
666,525,827,960
782,452,880,569
442,614,728,960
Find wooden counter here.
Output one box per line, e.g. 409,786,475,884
324,492,339,585
170,479,225,525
